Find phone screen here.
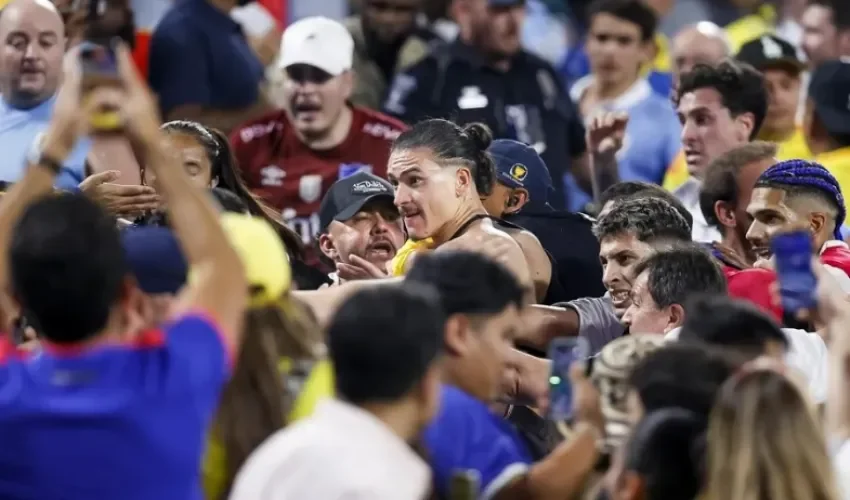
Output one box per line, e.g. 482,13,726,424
547,337,589,421
79,41,118,77
770,230,817,314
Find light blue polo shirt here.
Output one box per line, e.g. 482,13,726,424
0,95,89,189
564,77,681,212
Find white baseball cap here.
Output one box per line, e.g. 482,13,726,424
278,16,354,76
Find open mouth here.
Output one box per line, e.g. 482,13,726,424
366,240,394,259
293,102,321,114
609,289,630,308
19,68,43,82
684,149,702,164
401,208,422,227
752,246,771,260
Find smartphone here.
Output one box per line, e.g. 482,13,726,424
547,337,590,421
79,40,118,79
771,230,817,314
448,470,481,500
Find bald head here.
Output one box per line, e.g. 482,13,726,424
0,0,62,27
672,22,731,84
0,0,65,108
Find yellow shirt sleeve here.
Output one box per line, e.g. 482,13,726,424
390,238,434,276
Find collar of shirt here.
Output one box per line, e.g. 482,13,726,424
0,93,56,117
569,76,652,111
665,327,681,341
821,239,849,254
314,399,430,481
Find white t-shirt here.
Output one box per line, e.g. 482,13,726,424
230,399,431,500
665,327,828,403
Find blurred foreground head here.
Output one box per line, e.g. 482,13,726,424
11,193,128,343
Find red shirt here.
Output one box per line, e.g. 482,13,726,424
820,240,850,277
725,267,783,322
230,106,407,247
723,241,850,324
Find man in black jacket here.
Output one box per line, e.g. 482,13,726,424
484,139,606,302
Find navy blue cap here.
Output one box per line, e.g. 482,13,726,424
488,139,553,211
809,59,850,136
489,0,525,5
318,171,395,231
121,226,188,295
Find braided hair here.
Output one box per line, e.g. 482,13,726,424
754,159,845,240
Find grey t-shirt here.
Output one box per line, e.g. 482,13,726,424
554,293,625,354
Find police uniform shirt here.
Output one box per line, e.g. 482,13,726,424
383,40,586,209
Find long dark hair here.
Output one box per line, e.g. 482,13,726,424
159,120,305,258
214,297,324,499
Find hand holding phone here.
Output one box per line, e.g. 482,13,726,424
771,229,817,315
547,337,590,422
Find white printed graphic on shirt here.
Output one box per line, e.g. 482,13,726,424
299,174,322,203
260,165,285,187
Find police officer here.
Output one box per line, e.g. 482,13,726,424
382,0,587,209
485,139,606,302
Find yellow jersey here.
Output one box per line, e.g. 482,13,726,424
725,4,777,53
815,147,850,203
662,128,813,192
772,127,812,162
390,238,435,276
650,33,670,73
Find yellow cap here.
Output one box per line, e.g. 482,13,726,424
220,213,291,306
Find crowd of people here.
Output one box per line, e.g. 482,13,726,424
0,0,849,499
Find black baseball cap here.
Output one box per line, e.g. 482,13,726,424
809,59,850,136
736,35,804,73
318,172,395,231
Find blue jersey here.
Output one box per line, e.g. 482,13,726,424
565,78,682,211
0,313,231,500
423,386,533,499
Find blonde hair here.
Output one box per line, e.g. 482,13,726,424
703,366,839,500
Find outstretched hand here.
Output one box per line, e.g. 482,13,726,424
79,170,160,217
336,254,389,281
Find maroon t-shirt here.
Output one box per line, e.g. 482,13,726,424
230,106,407,250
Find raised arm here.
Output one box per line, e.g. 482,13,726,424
0,52,88,329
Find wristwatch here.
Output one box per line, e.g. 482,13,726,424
26,131,63,175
